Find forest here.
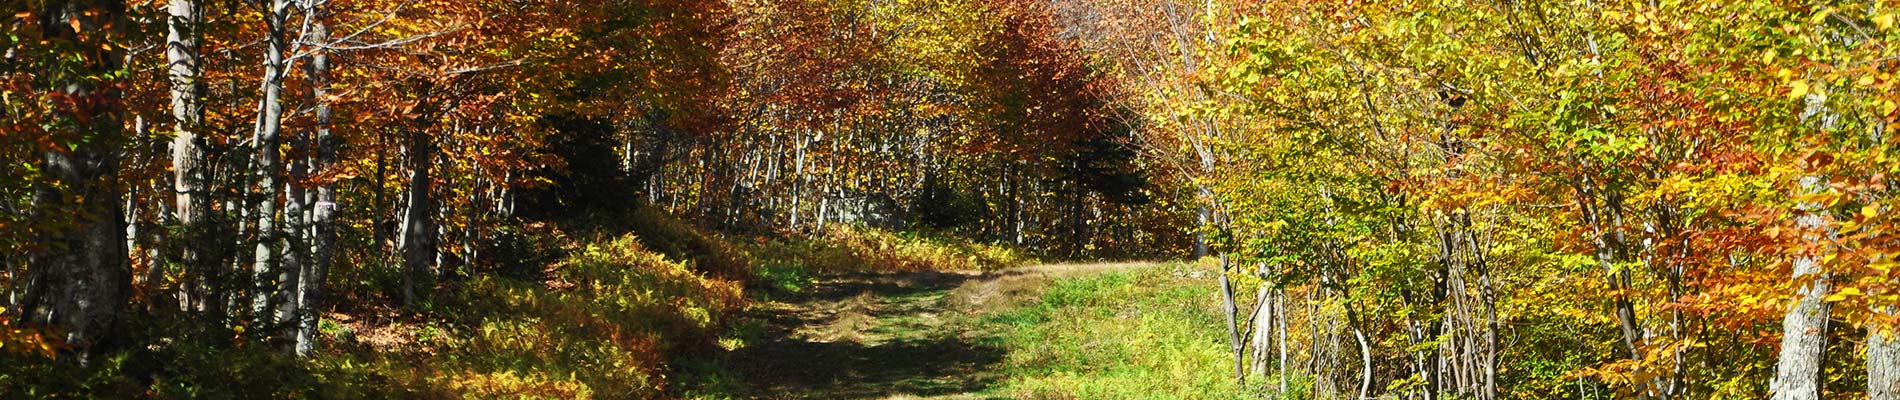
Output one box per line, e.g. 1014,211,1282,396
1,0,1898,398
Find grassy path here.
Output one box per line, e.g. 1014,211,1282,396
720,262,1160,399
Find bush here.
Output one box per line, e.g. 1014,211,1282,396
416,234,747,398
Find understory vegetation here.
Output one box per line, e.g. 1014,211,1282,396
0,208,1031,398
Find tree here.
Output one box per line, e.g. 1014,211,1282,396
8,0,134,361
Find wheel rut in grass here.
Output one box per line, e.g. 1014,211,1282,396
726,262,1157,399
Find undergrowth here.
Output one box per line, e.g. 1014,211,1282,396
0,206,1038,398
750,226,1031,276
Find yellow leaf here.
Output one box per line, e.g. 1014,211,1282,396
1865,204,1880,219
1876,13,1895,31
1841,287,1864,296
1790,80,1810,99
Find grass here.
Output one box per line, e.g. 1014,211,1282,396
972,265,1254,400
680,261,1257,399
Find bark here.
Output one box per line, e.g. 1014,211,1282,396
1872,308,1900,400
1353,325,1372,400
1217,255,1244,384
250,0,294,324
1571,175,1652,398
278,151,306,347
1249,282,1272,380
399,131,436,307
790,130,806,229
166,0,210,313
1278,288,1290,395
293,16,335,357
20,0,132,361
1767,177,1831,400
1769,86,1839,400
1193,185,1211,258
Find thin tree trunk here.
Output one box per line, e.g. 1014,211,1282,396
250,0,293,325
1572,177,1651,398
293,15,335,357
790,130,806,229
1278,288,1290,395
1218,255,1244,385
1353,325,1372,400
166,0,212,316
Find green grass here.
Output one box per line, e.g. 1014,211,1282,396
973,265,1255,400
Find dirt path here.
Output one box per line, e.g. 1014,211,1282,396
726,262,1158,399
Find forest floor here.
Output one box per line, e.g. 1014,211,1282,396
718,262,1160,399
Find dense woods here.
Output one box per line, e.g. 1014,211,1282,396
1081,0,1899,398
2,0,1898,398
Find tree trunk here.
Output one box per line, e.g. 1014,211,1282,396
1571,177,1651,398
165,0,211,314
1278,288,1290,395
790,130,806,229
1193,203,1209,258
1872,307,1900,400
1353,324,1372,400
1217,255,1244,385
399,131,436,307
249,0,293,326
1249,283,1272,380
20,0,132,361
1770,85,1839,400
293,15,334,357
1768,181,1831,400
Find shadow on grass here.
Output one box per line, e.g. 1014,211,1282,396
726,270,1015,399
730,336,1004,398
792,270,1026,302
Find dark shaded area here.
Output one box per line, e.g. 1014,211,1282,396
516,114,632,218
915,173,986,231
1063,130,1150,206
730,337,1004,399
725,271,1016,399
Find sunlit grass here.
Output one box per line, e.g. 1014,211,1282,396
976,265,1255,400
